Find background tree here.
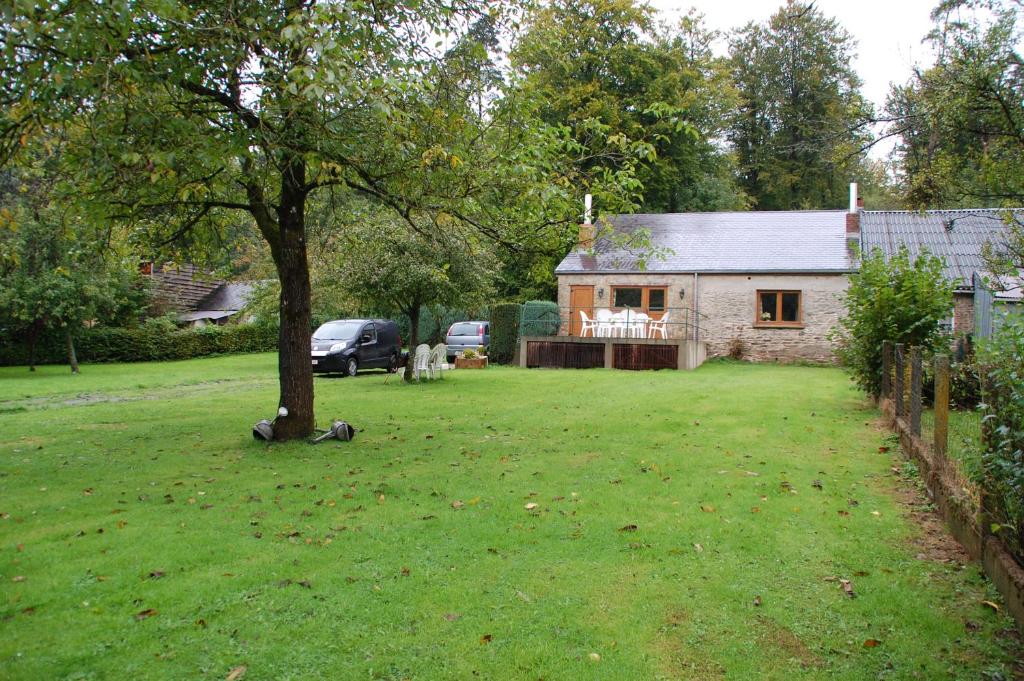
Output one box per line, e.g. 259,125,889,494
512,1,744,214
2,2,646,439
885,0,1023,208
728,1,873,210
0,159,147,372
832,247,953,396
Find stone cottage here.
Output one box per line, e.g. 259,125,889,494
554,195,861,362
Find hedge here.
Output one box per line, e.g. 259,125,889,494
0,322,279,366
520,300,560,337
489,303,521,365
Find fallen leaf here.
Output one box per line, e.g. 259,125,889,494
11,575,25,583
863,639,881,648
878,446,890,453
515,590,531,602
467,496,481,506
751,506,761,513
853,570,869,577
588,652,601,662
700,504,715,513
753,595,762,607
812,480,823,490
117,520,128,529
226,666,247,681
148,571,165,580
840,579,855,598
401,567,410,577
480,634,492,644
451,500,464,510
618,524,638,532
524,503,538,511
837,510,850,516
693,543,704,553
83,488,93,496
444,613,461,621
135,608,158,621
981,600,1000,612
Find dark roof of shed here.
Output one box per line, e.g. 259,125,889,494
555,210,852,274
859,209,1023,289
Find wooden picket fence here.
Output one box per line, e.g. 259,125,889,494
881,340,1024,631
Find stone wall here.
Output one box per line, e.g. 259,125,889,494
698,274,848,363
556,272,848,363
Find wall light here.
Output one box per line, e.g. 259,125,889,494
597,287,605,300
679,289,685,300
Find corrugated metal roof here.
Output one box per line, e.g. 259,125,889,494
860,209,1023,289
555,210,851,274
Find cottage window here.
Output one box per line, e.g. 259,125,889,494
611,286,668,313
756,290,802,327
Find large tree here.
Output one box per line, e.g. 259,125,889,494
728,1,873,210
512,1,745,214
885,0,1023,208
1,2,645,438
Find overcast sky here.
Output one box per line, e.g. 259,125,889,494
648,0,941,157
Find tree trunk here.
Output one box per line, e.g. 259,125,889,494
408,304,421,348
27,320,41,372
269,156,315,440
65,326,79,374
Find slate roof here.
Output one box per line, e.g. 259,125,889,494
197,282,259,312
860,209,1023,290
554,211,852,274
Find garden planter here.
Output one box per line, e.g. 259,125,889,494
455,357,488,369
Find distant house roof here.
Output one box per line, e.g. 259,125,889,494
178,310,236,323
555,210,852,274
149,263,221,312
197,282,258,312
860,209,1023,290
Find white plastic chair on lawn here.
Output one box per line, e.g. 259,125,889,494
579,310,598,337
413,344,431,381
648,310,669,339
594,309,616,337
429,344,447,379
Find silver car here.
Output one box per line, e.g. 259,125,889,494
446,321,490,361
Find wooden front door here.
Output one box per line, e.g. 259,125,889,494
569,285,595,336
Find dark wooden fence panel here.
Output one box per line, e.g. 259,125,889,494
613,343,678,371
526,341,605,369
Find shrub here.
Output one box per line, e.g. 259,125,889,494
520,300,560,337
727,337,745,360
977,315,1024,562
462,348,478,359
489,303,521,365
0,322,279,366
831,246,953,396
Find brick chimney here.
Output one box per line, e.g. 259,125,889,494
578,193,595,250
846,182,861,261
846,182,860,235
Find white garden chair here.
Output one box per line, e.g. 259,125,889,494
594,309,615,337
413,344,431,381
579,310,598,337
648,310,669,339
428,344,447,379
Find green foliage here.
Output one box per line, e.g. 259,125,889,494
887,0,1023,208
512,1,746,214
489,303,522,364
977,314,1024,561
0,322,278,367
520,300,561,337
728,2,873,210
832,247,953,396
0,159,150,369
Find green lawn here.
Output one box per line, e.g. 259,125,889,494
1,355,1019,680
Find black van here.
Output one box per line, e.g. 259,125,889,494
311,319,402,376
